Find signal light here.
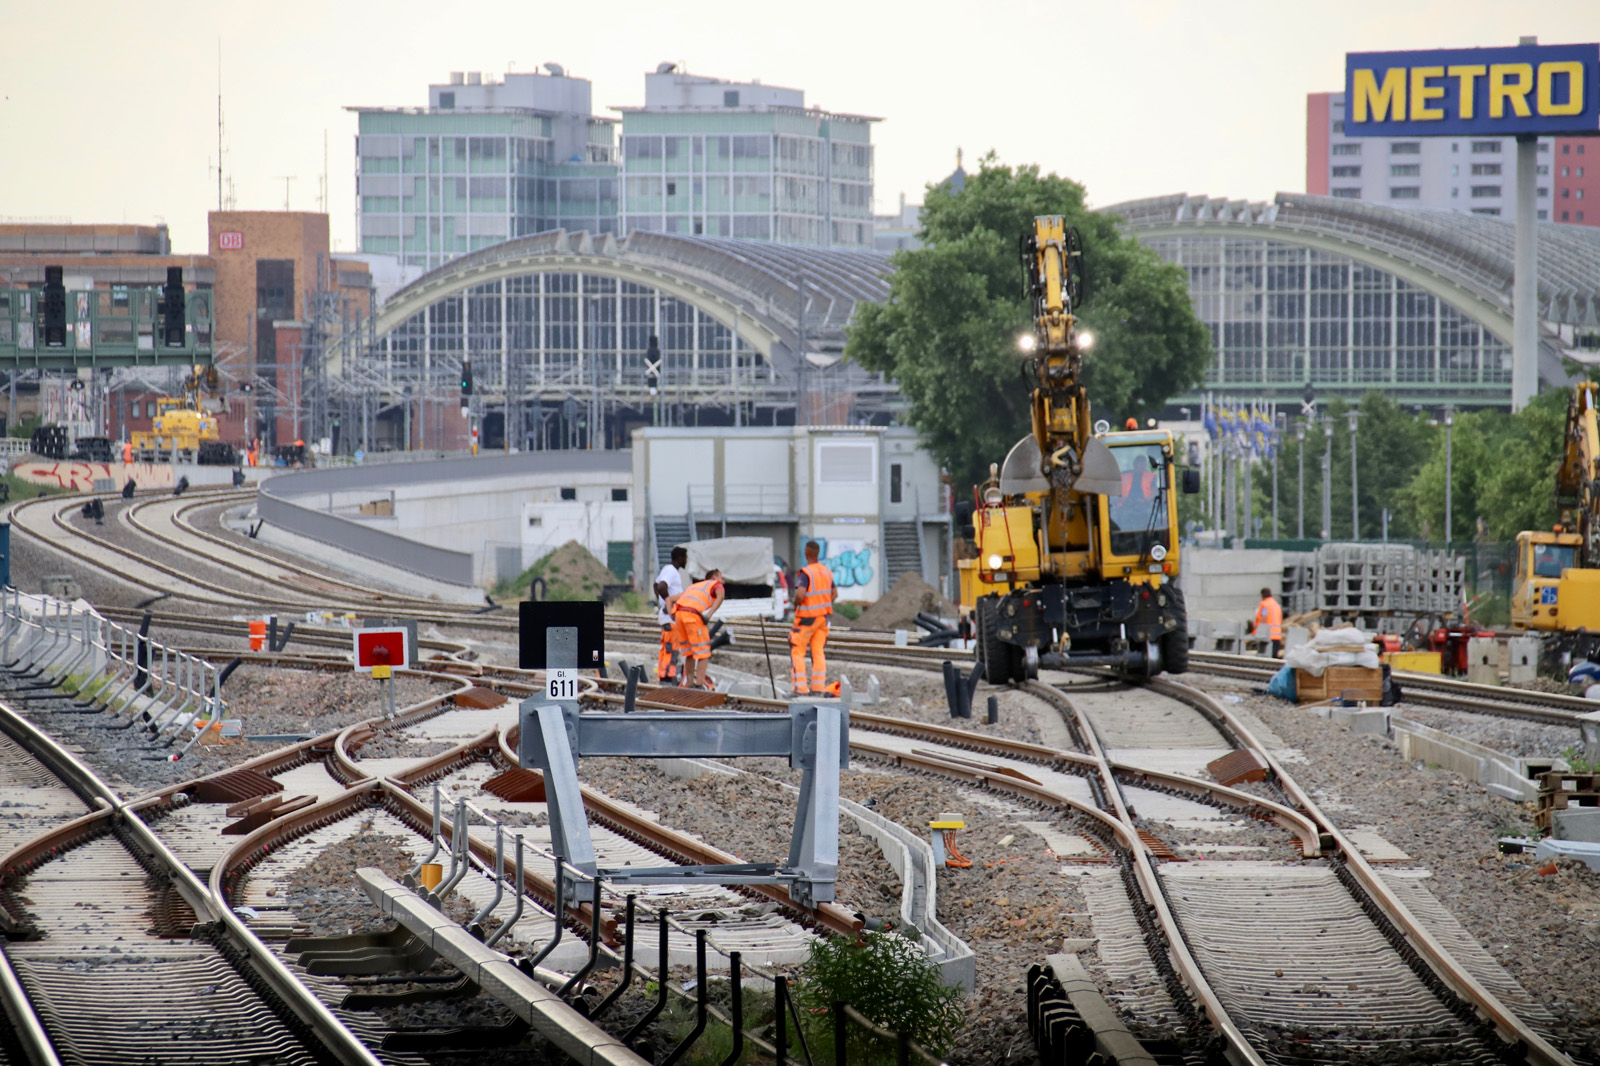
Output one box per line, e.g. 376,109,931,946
161,267,185,347
43,266,66,348
461,358,473,396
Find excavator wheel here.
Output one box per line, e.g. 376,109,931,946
1159,586,1190,676
977,597,1026,686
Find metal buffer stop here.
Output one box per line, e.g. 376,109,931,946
520,623,849,907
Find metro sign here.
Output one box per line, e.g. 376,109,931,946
354,627,409,678
1345,43,1600,137
219,231,244,250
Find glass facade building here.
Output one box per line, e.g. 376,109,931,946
352,71,618,272
618,73,876,249
1142,235,1511,406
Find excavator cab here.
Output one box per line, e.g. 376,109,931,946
1511,530,1600,634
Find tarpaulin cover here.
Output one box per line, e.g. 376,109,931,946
681,537,775,585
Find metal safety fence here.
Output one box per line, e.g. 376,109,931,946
0,589,230,758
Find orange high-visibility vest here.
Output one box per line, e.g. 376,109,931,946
674,580,720,618
796,562,835,619
1255,597,1283,642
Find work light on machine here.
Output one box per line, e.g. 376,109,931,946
1017,334,1037,353
987,553,1004,570
1076,330,1095,350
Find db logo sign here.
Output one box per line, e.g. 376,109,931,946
219,231,244,250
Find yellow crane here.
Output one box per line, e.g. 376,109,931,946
1511,381,1600,664
966,216,1198,682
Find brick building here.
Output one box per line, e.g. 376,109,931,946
206,211,376,449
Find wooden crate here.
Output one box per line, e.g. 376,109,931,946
1295,665,1383,704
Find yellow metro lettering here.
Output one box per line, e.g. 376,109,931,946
1489,63,1533,118
1447,64,1487,119
1409,66,1446,120
1352,67,1406,122
1538,61,1585,116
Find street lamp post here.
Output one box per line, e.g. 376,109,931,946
1443,406,1455,546
1320,417,1333,541
1273,411,1285,539
1347,409,1360,539
1296,420,1306,539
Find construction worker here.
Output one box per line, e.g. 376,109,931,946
790,541,837,695
653,546,689,684
1252,586,1284,658
121,439,133,464
669,569,725,690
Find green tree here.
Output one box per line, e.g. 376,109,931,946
1399,388,1568,542
846,156,1210,489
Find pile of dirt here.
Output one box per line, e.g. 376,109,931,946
852,571,959,632
526,540,617,600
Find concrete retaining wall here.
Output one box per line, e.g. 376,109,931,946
1181,547,1285,621
259,452,629,588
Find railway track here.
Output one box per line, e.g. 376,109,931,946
6,481,1596,1061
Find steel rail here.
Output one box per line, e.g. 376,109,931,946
0,696,383,1066
1148,675,1575,1066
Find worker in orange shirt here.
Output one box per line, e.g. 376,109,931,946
1252,586,1284,658
669,569,725,690
789,541,838,695
121,439,133,464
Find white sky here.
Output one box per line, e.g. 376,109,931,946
2,0,1596,255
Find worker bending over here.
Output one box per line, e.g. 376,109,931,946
669,569,725,690
1252,586,1283,658
653,546,688,684
790,541,838,695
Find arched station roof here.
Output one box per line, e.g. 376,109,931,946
1105,192,1600,385
374,229,893,379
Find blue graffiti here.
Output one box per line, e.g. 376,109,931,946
826,547,874,589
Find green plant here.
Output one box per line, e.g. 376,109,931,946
797,931,964,1060
1561,746,1597,774
835,601,863,622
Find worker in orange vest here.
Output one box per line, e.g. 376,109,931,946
789,541,838,695
669,570,725,690
653,545,689,684
121,439,132,464
1253,586,1284,658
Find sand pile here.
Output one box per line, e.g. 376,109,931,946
528,540,618,600
852,571,959,632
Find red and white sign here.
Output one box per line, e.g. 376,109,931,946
218,231,244,250
354,627,409,673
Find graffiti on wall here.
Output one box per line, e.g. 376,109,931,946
12,462,176,491
812,538,875,589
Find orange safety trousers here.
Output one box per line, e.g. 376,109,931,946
790,620,828,693
656,624,681,681
673,612,711,661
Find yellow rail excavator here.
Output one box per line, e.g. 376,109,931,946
131,364,239,465
966,216,1199,683
1511,381,1600,667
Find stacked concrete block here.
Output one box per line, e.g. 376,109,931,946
1466,637,1500,686
1296,543,1465,618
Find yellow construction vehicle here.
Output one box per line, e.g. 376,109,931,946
1511,382,1600,663
968,216,1198,682
131,365,239,465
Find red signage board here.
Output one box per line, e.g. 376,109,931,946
354,627,409,673
219,231,244,250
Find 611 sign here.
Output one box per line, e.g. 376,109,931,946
547,667,578,701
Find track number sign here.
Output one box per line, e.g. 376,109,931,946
547,667,578,701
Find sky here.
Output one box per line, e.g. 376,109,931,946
2,0,1597,255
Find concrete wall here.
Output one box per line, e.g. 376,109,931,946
1180,547,1284,621
261,451,630,586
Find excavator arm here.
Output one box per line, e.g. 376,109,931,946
1556,381,1599,564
